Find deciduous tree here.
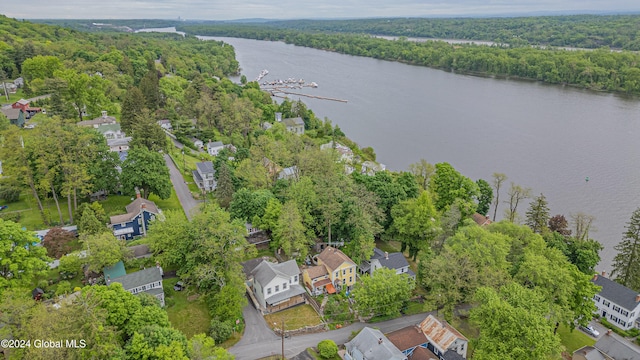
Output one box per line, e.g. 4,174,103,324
352,268,413,318
42,227,76,259
121,147,172,200
504,182,531,223
390,191,441,260
491,172,507,221
82,232,130,273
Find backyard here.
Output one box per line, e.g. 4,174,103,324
265,304,324,332
164,277,212,339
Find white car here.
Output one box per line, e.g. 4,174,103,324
581,325,600,337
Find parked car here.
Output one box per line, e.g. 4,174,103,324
0,205,8,211
580,325,600,337
174,281,184,291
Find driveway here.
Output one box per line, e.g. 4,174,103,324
163,154,200,220
229,311,436,360
235,299,280,348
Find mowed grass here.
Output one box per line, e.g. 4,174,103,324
164,278,211,339
265,304,323,331
558,323,596,353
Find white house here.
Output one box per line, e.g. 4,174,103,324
191,137,204,149
282,117,305,135
156,119,172,131
246,259,306,314
361,161,386,176
107,137,132,152
592,273,640,330
192,161,216,192
277,166,299,181
419,315,468,359
359,248,416,280
206,140,224,156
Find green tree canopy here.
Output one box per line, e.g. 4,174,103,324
0,219,50,294
352,267,414,318
121,147,172,200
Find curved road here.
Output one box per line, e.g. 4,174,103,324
163,153,200,220
229,307,436,360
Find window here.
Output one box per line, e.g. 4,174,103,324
603,300,611,307
275,285,279,292
611,315,618,322
343,269,346,275
349,276,352,283
294,275,298,282
350,267,353,273
623,310,630,317
267,288,272,295
620,320,627,327
342,279,346,285
594,295,601,302
141,285,146,291
283,283,287,290
632,312,636,318
613,305,621,313
335,271,339,278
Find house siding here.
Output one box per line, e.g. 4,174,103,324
112,211,155,240
593,294,640,330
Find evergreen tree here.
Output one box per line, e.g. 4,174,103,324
525,193,550,234
121,87,146,134
139,69,160,111
612,208,640,291
475,178,493,216
215,162,235,208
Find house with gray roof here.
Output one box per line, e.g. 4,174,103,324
245,259,306,314
572,346,613,360
277,166,299,181
95,123,125,140
77,111,117,128
282,117,305,135
206,140,225,156
192,161,216,192
1,107,25,127
345,327,407,360
591,331,640,360
592,273,640,330
110,266,165,306
360,248,416,280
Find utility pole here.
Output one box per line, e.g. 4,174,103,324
281,319,285,360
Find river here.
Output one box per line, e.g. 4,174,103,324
149,28,640,273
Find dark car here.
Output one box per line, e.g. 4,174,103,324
0,205,8,211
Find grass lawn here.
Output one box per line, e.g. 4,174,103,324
164,277,211,339
265,304,323,331
99,190,184,218
0,88,26,105
558,324,595,353
403,300,425,316
0,192,75,230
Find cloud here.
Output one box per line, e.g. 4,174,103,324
4,0,640,20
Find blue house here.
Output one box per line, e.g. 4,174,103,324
110,195,160,240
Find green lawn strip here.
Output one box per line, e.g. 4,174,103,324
1,88,26,104
164,277,211,339
403,300,425,316
557,323,595,353
265,304,323,331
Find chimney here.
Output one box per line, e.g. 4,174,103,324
135,187,141,199
593,274,598,281
636,294,640,303
378,338,383,345
601,271,606,278
385,251,389,260
101,110,107,118
275,112,282,122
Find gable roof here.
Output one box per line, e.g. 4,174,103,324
305,265,329,279
207,141,224,148
370,248,410,271
103,260,127,280
419,315,467,354
573,346,612,360
107,137,131,147
411,346,439,360
251,259,300,288
111,267,162,290
442,350,466,360
386,325,428,353
317,246,356,272
196,161,215,174
110,197,159,224
282,117,304,127
595,333,640,360
345,327,407,360
95,123,122,135
593,274,640,311
472,213,492,226
1,107,22,120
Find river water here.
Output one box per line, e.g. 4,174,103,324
153,28,640,273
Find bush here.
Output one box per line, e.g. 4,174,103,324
600,318,630,337
0,187,20,203
55,281,71,296
0,212,20,222
628,328,640,337
209,319,233,344
317,339,338,359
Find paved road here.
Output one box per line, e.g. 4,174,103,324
235,297,280,348
229,309,436,360
163,154,200,220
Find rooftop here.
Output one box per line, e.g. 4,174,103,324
111,266,163,290
305,265,329,279
317,246,356,272
345,327,407,360
250,259,300,288
593,274,640,311
386,325,428,353
282,117,305,127
595,333,640,360
419,315,467,354
196,161,215,174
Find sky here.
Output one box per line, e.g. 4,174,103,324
3,0,640,20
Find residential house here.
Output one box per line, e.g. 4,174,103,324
359,248,416,280
1,107,25,127
361,161,386,176
192,161,217,192
76,111,117,128
304,246,357,294
320,141,354,163
303,264,331,296
191,137,204,149
572,346,613,360
471,213,492,227
14,77,24,87
206,140,224,156
282,117,305,135
419,315,468,360
278,166,299,181
387,325,436,360
592,273,640,330
110,266,165,306
109,191,161,240
584,330,640,360
157,119,172,131
95,123,126,140
107,137,132,153
244,259,306,314
11,99,40,118
345,327,407,360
